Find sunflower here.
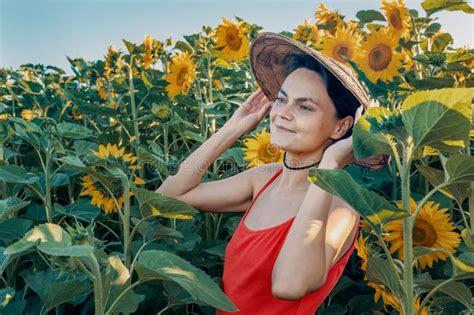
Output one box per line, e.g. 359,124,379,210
380,0,411,39
355,27,403,83
346,19,362,35
104,46,124,80
314,3,344,36
242,127,284,169
383,197,461,270
213,17,249,63
293,19,320,45
212,79,224,91
0,113,10,121
319,26,361,65
141,34,163,70
390,294,429,315
354,233,370,271
72,105,83,121
79,144,145,214
162,51,196,99
355,233,399,311
96,77,108,101
152,103,172,122
21,109,37,121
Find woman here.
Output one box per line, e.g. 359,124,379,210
157,32,388,314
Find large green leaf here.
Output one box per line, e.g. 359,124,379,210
415,158,472,204
352,107,393,161
24,269,92,312
130,217,183,243
5,223,94,257
366,257,402,299
308,168,409,234
415,279,472,311
421,0,474,16
53,199,101,222
135,250,238,312
0,218,33,242
401,88,473,153
134,188,199,220
417,154,474,203
0,197,30,224
55,122,93,139
103,256,144,314
444,155,474,184
0,165,39,184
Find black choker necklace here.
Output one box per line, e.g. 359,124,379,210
283,152,322,170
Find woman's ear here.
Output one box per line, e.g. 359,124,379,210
331,116,353,140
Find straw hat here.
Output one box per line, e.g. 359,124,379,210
249,32,390,170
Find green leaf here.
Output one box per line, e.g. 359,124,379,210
104,256,144,313
366,257,402,299
135,250,238,312
352,107,393,160
421,0,474,16
308,168,409,234
0,218,33,242
135,188,199,220
24,269,92,312
56,122,93,139
415,163,471,204
122,39,136,54
401,88,473,153
415,279,472,311
355,10,386,24
0,197,30,224
53,199,101,222
130,217,183,243
51,173,69,187
5,223,94,257
413,246,445,261
445,155,474,184
410,77,455,90
0,165,39,184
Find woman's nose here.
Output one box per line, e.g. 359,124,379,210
277,102,294,120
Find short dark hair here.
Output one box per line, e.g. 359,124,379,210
285,54,361,140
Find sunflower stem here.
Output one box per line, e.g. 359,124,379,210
401,140,415,315
88,253,104,315
128,56,145,181
44,146,53,223
122,177,131,268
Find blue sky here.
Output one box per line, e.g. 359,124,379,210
1,0,473,75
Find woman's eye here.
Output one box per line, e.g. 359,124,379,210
275,97,284,102
300,105,312,111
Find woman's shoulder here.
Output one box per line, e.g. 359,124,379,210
250,162,283,187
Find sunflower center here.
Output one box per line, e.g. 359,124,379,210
334,45,351,63
259,143,281,163
368,44,392,71
176,68,188,85
226,28,242,51
412,219,437,247
389,11,403,30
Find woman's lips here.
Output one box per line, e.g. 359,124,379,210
276,125,295,133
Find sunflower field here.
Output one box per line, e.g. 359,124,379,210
0,0,473,314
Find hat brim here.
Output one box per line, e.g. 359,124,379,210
249,32,390,170
250,32,371,107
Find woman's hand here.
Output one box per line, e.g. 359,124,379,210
226,88,273,133
320,100,380,169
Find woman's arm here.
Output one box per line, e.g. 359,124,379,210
156,88,273,202
156,122,246,198
271,161,359,300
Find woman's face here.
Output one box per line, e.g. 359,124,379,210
269,67,350,155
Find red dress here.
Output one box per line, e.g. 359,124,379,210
216,167,360,315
